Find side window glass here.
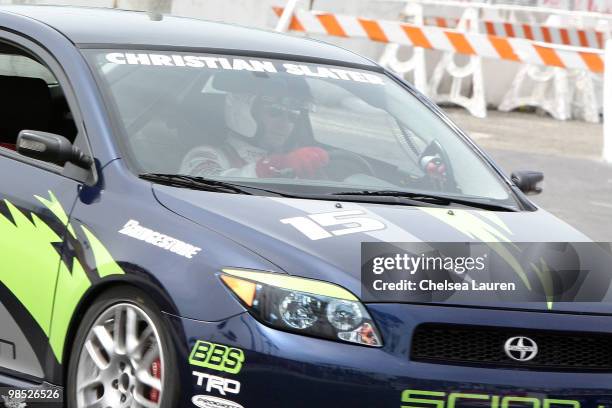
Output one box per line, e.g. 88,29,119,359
0,48,77,154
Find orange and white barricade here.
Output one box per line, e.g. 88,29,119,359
377,4,486,117
498,15,603,123
423,17,607,49
378,3,428,95
427,7,486,118
272,5,611,160
406,0,610,122
271,8,604,74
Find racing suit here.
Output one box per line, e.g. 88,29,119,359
180,134,329,179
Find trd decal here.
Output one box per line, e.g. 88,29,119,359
193,371,241,396
280,209,386,240
118,219,201,259
188,341,245,374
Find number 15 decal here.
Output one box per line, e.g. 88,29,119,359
280,210,386,240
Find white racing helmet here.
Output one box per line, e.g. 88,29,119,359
222,76,311,139
224,93,258,138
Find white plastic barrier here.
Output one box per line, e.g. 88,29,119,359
377,3,428,94
410,0,609,123
428,7,487,118
499,65,571,120
498,15,602,123
275,0,301,32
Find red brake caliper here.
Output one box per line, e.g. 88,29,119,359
149,358,161,402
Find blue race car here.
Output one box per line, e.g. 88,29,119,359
0,5,605,408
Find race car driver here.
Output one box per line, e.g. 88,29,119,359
180,86,329,179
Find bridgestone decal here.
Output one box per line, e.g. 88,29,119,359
118,219,201,259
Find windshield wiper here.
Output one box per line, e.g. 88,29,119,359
140,174,440,207
139,173,286,196
330,190,518,212
140,175,516,211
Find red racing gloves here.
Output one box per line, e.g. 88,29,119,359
256,147,329,178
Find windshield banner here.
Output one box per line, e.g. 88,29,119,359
104,52,385,85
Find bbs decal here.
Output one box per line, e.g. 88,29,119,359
189,341,245,374
280,209,386,240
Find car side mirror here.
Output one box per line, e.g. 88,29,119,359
511,170,544,195
17,130,93,169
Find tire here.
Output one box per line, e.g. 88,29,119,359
66,286,180,408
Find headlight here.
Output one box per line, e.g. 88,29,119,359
220,268,382,347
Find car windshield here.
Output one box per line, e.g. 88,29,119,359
87,50,517,207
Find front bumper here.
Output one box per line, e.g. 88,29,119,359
168,304,612,407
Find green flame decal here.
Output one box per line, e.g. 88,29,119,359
0,191,124,362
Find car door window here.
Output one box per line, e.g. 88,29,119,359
0,39,82,381
0,50,77,154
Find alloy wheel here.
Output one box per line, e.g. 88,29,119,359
75,303,164,408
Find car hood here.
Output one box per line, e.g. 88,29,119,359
153,186,611,314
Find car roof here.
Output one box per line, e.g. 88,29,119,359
0,5,377,68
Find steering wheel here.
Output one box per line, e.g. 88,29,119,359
418,139,458,192
321,149,376,181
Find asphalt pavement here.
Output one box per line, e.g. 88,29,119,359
445,108,612,241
